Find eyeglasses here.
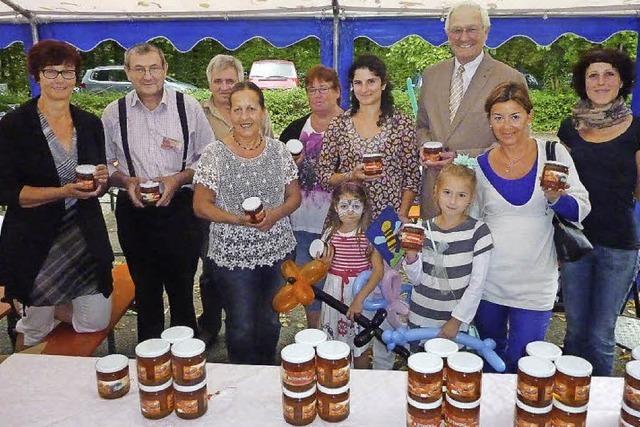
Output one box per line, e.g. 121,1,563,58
448,26,482,38
307,86,332,95
129,66,164,76
41,69,76,80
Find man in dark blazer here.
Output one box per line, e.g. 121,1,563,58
417,0,526,219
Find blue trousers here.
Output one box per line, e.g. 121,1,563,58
561,244,639,376
474,300,552,373
209,258,286,365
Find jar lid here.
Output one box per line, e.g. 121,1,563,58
317,382,350,395
76,164,96,174
95,354,129,374
633,345,640,361
402,223,425,232
286,139,303,154
139,378,173,393
316,340,351,360
161,326,194,344
174,379,207,393
544,160,568,168
627,360,640,381
308,239,326,258
447,351,483,373
622,399,640,418
295,329,327,348
408,352,443,374
518,356,556,378
242,196,261,211
525,341,562,361
281,342,315,363
555,355,593,378
139,181,159,189
407,396,442,410
445,394,480,409
422,141,443,149
363,152,382,158
424,338,458,357
135,338,170,358
516,398,552,414
171,338,206,358
282,384,317,399
552,398,588,414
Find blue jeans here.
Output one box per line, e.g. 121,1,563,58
209,258,286,365
474,300,552,373
561,244,639,376
294,230,323,312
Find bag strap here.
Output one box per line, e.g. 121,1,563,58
545,140,557,162
118,97,137,177
176,91,189,172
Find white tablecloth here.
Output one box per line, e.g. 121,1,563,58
0,353,624,426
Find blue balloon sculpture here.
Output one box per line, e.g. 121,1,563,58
381,326,506,373
352,269,412,329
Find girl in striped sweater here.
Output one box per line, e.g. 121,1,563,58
403,161,493,342
318,182,384,368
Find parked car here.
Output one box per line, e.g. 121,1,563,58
79,65,197,93
248,60,298,90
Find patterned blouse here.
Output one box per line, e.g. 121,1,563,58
316,110,421,219
193,137,298,270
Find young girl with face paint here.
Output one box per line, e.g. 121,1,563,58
317,182,384,369
403,160,494,343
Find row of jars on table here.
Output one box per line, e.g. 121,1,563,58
94,326,209,420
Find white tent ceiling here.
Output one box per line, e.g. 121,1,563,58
0,0,639,22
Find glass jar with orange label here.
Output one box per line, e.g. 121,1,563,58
444,394,480,427
550,399,587,427
174,379,208,419
515,398,552,427
408,352,443,404
633,346,640,361
139,378,174,420
517,356,556,408
294,329,327,349
407,396,442,427
316,340,350,388
135,338,172,387
526,341,562,363
281,343,316,393
161,325,194,346
553,355,592,407
446,352,483,403
171,338,207,387
95,354,130,399
317,383,350,422
622,400,640,427
282,384,317,426
625,360,640,412
424,338,458,390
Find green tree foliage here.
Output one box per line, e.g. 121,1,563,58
0,43,28,92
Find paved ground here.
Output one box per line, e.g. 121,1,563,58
0,186,637,376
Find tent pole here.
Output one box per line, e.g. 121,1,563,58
332,0,339,70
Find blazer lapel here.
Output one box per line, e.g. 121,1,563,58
439,59,455,140
448,53,494,137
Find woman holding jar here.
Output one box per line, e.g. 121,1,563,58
193,81,301,365
473,82,590,373
316,54,421,222
279,64,343,329
0,40,114,349
558,48,640,376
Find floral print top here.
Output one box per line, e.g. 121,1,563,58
317,110,421,218
193,137,297,269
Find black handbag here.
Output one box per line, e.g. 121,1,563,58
545,141,593,262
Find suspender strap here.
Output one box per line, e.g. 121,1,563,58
545,140,557,162
117,97,136,177
176,91,189,172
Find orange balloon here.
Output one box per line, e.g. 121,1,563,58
293,279,315,305
281,259,300,280
300,260,329,285
272,285,299,313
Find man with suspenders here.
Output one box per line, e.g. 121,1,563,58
102,43,214,342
